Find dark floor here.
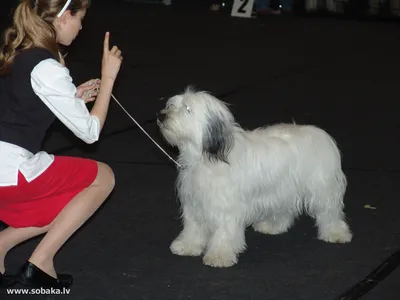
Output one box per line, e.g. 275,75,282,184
1,2,400,300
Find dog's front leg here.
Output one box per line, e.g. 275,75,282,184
203,219,246,268
170,209,208,257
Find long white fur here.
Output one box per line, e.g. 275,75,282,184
157,88,352,268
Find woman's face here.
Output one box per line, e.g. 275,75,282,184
54,9,86,46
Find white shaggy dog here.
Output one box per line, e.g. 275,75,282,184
157,88,352,268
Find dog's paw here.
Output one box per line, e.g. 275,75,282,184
170,239,203,256
202,251,238,268
252,220,290,235
319,230,353,244
318,223,353,244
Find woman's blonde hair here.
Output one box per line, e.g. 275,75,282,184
0,0,90,75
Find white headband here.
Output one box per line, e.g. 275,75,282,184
57,0,72,17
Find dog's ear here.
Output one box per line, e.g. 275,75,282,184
202,112,234,164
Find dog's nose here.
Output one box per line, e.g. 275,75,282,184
157,112,166,123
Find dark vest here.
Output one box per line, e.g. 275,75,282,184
0,48,57,154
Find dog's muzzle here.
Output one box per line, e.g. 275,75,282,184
157,112,167,123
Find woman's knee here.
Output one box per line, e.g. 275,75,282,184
93,161,115,191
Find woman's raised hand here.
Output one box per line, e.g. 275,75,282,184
101,32,123,82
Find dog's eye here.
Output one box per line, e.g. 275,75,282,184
185,105,191,113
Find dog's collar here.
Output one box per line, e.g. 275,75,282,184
177,164,189,170
176,160,197,170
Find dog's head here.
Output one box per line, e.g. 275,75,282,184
157,87,235,163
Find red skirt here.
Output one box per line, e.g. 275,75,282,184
0,156,98,228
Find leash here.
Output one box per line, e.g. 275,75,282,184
110,93,183,169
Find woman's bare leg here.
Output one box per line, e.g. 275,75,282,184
27,162,115,278
0,225,51,274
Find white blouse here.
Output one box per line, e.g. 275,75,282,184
0,58,100,186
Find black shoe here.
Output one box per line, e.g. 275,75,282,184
0,272,17,288
18,261,73,289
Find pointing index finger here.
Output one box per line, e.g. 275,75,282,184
103,32,110,54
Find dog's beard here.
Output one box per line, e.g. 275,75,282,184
159,123,179,147
158,116,190,149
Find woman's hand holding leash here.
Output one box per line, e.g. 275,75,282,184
76,79,100,103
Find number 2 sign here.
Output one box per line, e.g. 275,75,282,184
231,0,255,18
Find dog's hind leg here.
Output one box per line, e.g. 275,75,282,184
202,219,246,268
170,209,208,257
307,172,352,244
252,213,295,235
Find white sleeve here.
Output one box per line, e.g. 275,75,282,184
30,58,101,144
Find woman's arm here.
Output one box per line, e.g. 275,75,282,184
30,59,102,144
30,32,122,144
